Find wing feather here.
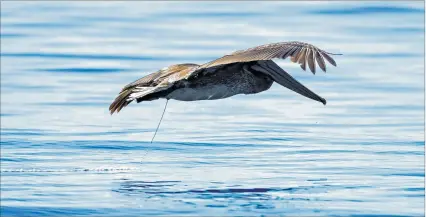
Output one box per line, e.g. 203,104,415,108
290,47,302,63
297,48,307,71
282,45,298,59
198,41,339,75
307,48,316,74
110,63,199,114
120,72,161,93
297,48,306,63
315,49,326,72
321,51,337,67
120,63,199,93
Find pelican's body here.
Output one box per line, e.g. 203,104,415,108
109,41,339,114
166,62,273,101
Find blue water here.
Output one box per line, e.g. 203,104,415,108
1,1,424,216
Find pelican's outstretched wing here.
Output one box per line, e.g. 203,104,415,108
194,41,339,76
109,63,199,114
119,63,199,93
185,41,340,105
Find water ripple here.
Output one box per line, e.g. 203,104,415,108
311,5,424,15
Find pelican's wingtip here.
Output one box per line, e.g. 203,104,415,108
326,51,343,56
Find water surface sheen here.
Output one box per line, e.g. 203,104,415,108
1,1,424,216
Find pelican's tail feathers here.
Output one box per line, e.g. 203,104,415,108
109,87,156,115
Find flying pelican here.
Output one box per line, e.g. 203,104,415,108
109,41,339,115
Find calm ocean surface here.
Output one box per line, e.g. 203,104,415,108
1,1,424,216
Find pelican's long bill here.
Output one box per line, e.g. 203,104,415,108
252,61,327,105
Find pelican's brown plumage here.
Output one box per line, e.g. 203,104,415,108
109,41,339,114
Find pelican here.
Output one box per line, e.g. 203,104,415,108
109,41,339,114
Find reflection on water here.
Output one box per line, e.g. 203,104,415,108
1,1,424,216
